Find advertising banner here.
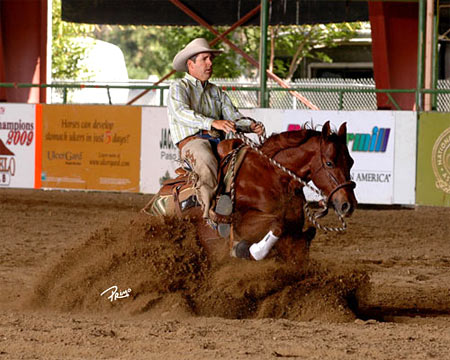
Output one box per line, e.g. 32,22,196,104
417,113,450,207
41,105,141,192
281,110,396,204
140,107,416,205
139,108,276,194
140,107,179,193
0,104,40,189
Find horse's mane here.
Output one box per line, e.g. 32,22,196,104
260,129,318,158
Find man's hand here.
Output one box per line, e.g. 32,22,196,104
251,122,264,136
212,120,236,134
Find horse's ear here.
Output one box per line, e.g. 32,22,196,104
337,122,347,141
322,121,331,139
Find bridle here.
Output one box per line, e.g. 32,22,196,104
309,141,356,210
232,118,355,232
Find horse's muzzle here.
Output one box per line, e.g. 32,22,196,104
336,198,355,217
327,181,357,217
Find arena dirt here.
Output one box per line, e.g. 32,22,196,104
1,188,450,359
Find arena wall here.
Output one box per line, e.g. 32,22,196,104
0,103,427,206
417,113,450,207
0,104,41,188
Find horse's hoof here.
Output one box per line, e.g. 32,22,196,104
304,226,316,247
231,241,251,259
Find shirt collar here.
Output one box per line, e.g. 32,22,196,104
185,73,209,89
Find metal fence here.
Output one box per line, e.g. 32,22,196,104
212,78,378,110
214,78,450,111
31,78,450,112
437,80,450,112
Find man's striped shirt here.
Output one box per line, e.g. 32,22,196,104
167,73,243,145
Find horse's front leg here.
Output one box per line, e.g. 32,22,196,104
274,227,315,265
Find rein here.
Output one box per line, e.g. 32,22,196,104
233,119,351,233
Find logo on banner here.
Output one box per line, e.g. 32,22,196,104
0,140,16,186
159,128,178,161
287,124,391,152
347,127,390,152
432,127,450,194
352,171,391,183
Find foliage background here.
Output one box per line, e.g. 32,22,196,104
51,0,366,81
51,0,94,80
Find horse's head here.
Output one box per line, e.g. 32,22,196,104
310,121,357,217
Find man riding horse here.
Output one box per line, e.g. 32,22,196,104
160,38,357,263
167,38,264,227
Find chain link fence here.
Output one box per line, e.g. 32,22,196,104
49,78,450,111
437,80,450,111
212,78,377,110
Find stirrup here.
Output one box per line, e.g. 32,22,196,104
210,194,233,238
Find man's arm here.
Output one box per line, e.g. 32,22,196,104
211,119,236,134
220,90,264,136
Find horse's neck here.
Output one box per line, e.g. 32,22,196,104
262,131,318,179
274,145,315,179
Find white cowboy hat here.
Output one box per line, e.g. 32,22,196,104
172,38,223,72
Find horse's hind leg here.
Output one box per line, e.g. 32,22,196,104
230,240,251,259
230,210,314,263
248,230,280,260
230,211,283,260
230,229,280,260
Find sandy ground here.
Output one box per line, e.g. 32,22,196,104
1,188,450,359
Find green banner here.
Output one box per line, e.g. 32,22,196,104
417,113,450,207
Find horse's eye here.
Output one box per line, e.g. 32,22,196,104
325,161,334,168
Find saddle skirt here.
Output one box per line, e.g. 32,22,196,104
143,144,249,218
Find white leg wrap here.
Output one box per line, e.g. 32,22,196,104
249,231,280,261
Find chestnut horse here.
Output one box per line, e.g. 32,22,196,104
145,121,357,265
213,121,356,264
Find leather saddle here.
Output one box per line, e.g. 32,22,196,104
143,139,248,218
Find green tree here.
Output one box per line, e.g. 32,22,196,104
95,25,243,79
51,0,94,80
94,22,364,81
268,23,364,81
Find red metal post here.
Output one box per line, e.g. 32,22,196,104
0,17,6,101
0,0,47,103
369,2,419,110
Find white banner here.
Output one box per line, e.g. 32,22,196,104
140,107,179,193
0,104,38,188
280,110,396,204
139,108,280,194
139,107,415,205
